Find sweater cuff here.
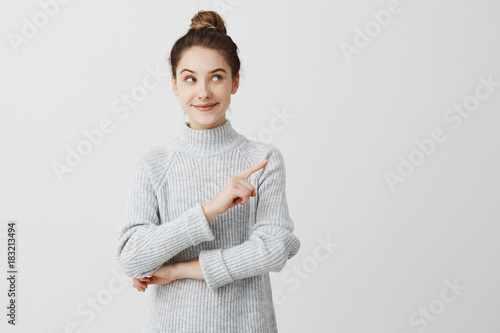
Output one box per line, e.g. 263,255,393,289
183,203,215,246
199,248,234,291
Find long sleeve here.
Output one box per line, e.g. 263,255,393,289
198,147,301,291
116,156,215,278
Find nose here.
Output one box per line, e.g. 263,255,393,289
198,81,211,100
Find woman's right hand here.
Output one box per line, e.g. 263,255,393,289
132,278,149,292
204,160,268,220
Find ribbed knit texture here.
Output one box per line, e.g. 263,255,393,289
115,119,301,332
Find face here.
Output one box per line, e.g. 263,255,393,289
172,46,239,130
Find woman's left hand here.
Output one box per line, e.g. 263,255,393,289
140,258,202,286
140,262,179,286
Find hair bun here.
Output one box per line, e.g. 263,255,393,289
189,10,227,35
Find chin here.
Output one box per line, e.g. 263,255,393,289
192,113,226,125
195,111,223,119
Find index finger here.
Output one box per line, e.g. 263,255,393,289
235,160,268,180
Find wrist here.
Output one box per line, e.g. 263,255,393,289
171,263,182,280
172,260,203,280
202,201,220,223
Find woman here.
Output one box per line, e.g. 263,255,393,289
116,10,301,332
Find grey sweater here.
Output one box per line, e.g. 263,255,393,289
115,119,301,332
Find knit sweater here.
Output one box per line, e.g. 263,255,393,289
115,119,301,333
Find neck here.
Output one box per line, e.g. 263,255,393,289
177,119,244,157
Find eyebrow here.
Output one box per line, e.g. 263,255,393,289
180,68,227,75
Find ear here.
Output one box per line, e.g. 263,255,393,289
172,75,179,97
231,74,239,94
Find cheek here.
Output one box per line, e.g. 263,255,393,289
215,83,233,97
178,88,194,100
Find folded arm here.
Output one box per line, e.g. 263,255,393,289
116,157,215,279
198,147,301,291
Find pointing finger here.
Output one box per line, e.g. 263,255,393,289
235,160,268,180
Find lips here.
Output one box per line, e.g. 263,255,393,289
193,103,218,111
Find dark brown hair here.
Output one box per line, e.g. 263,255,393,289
167,10,241,81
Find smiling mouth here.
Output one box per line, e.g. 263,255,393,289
193,103,218,111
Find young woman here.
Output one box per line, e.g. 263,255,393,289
116,10,301,332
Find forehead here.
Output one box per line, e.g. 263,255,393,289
178,46,228,72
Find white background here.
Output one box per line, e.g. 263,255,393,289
1,0,499,332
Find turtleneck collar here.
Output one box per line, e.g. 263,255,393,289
176,119,245,157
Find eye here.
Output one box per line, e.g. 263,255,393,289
184,75,223,83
